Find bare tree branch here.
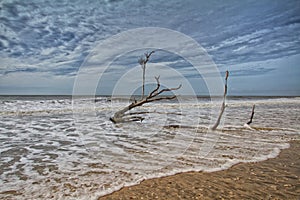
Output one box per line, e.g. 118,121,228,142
148,76,160,97
211,70,229,130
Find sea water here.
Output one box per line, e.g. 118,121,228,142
0,96,299,199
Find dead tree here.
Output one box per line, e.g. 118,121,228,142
211,70,229,130
110,52,181,123
246,104,255,125
138,51,155,99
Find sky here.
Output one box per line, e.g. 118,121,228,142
0,0,300,96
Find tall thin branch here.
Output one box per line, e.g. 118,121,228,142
211,70,229,130
139,51,155,99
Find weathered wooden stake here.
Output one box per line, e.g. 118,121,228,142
211,70,229,130
246,104,255,125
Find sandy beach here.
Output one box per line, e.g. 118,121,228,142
99,140,300,200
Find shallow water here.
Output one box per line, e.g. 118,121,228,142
0,96,299,199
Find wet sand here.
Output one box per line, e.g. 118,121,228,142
99,140,299,200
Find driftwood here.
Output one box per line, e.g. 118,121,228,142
211,70,229,130
110,76,181,123
110,52,181,123
246,104,255,125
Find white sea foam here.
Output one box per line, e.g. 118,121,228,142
0,96,299,199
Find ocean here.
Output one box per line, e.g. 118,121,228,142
0,95,299,199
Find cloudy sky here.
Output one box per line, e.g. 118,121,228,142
0,0,299,95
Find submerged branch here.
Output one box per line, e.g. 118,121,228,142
124,111,183,116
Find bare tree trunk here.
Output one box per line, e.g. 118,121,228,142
211,70,229,130
110,76,181,123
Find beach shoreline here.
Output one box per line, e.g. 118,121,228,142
99,140,300,200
